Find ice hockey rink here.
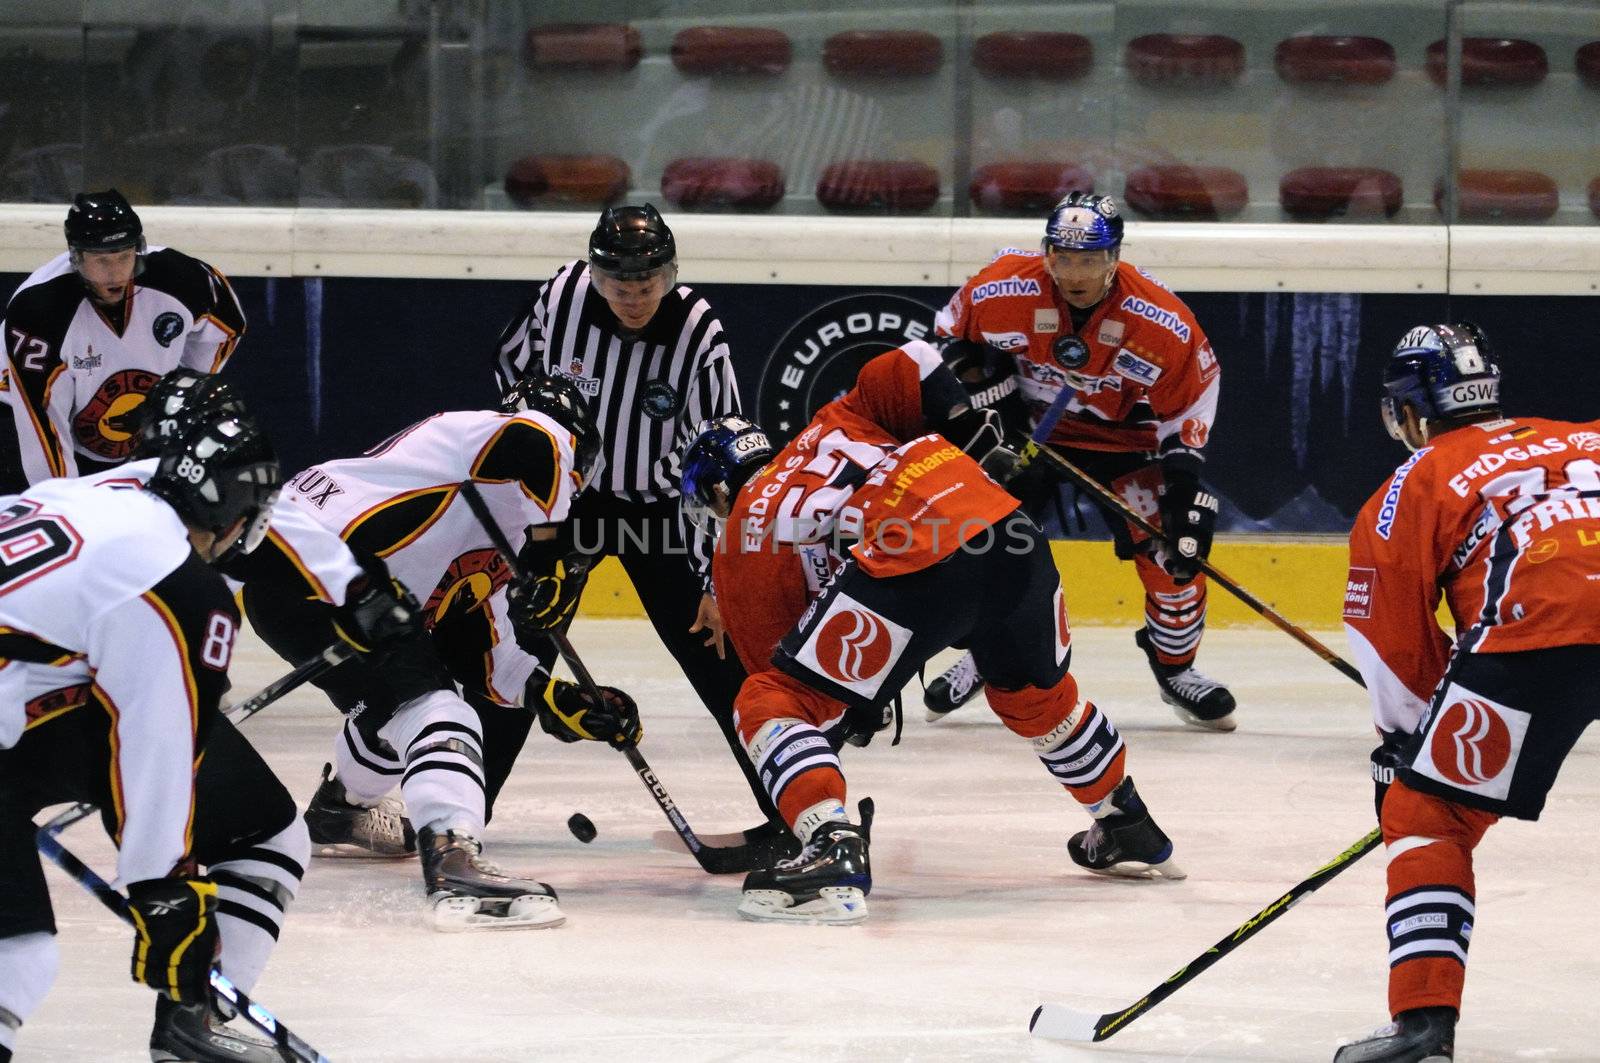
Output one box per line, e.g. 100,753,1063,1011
21,619,1598,1062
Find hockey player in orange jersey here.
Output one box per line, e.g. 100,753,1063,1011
925,192,1233,731
681,341,1183,925
1336,323,1600,1062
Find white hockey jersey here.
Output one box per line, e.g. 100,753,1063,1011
0,476,237,886
279,409,579,703
1,247,245,484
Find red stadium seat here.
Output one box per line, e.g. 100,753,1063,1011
972,32,1092,80
1124,165,1248,218
504,155,630,207
662,158,785,209
1578,42,1600,88
816,161,940,212
1274,36,1396,85
671,27,791,76
969,162,1093,213
1425,38,1548,87
1439,169,1559,220
1280,167,1403,219
1125,34,1245,87
823,31,943,77
524,23,642,71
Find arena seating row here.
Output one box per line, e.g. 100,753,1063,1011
525,24,1600,89
503,155,1598,221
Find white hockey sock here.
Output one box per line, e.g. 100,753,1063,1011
333,718,404,806
0,932,57,1044
382,690,486,837
793,799,849,841
211,819,310,994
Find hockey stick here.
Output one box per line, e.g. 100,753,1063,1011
226,642,355,725
1018,387,1364,687
35,806,334,1063
1029,826,1381,1042
455,480,758,875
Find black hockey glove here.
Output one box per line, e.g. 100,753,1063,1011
940,406,1023,486
334,567,425,653
127,876,220,1003
508,540,592,651
1371,730,1411,822
535,678,642,749
1155,468,1219,584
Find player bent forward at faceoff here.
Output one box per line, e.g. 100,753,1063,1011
0,414,304,1063
683,344,1184,925
1336,323,1600,1063
238,371,640,931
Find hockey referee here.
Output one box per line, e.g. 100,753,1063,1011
490,204,788,853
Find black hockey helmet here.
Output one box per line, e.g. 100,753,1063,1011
588,203,676,281
680,415,774,531
502,368,602,488
132,369,248,459
64,189,146,255
1382,322,1501,445
147,414,281,559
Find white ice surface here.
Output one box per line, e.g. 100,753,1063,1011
21,621,1599,1062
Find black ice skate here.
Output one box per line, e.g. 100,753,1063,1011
741,820,803,865
924,650,985,722
418,827,565,932
739,821,871,925
304,763,416,858
1333,1007,1456,1062
1135,629,1237,732
150,994,289,1063
1068,776,1185,880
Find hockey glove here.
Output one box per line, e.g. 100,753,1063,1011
1155,468,1220,584
536,678,642,749
508,541,592,651
127,876,220,1003
1371,730,1411,822
939,406,1024,486
334,567,425,653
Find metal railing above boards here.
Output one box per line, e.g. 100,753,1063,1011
2,1,1597,225
0,204,1596,295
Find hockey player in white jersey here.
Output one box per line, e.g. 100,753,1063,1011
0,413,303,1063
240,370,641,930
0,190,246,489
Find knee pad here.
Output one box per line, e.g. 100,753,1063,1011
1382,779,1497,851
988,672,1081,739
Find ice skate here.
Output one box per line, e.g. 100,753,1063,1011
149,994,289,1063
924,651,985,722
419,827,565,932
304,762,416,858
1333,1007,1455,1062
739,821,871,925
1136,629,1237,732
1068,776,1185,880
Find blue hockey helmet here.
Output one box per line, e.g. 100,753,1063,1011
1042,192,1124,253
680,415,774,531
1381,322,1501,444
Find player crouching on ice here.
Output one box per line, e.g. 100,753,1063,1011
681,342,1184,925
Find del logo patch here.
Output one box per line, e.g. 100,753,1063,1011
1412,686,1530,800
794,593,911,699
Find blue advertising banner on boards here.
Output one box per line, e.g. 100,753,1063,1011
4,269,1598,534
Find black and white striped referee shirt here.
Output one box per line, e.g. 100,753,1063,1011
493,259,741,579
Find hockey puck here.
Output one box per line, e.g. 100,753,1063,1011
567,813,597,844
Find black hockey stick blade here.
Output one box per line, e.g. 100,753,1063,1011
1030,827,1381,1042
35,809,334,1063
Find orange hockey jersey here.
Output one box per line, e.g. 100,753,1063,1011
1345,416,1600,734
935,252,1219,461
714,341,1019,676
